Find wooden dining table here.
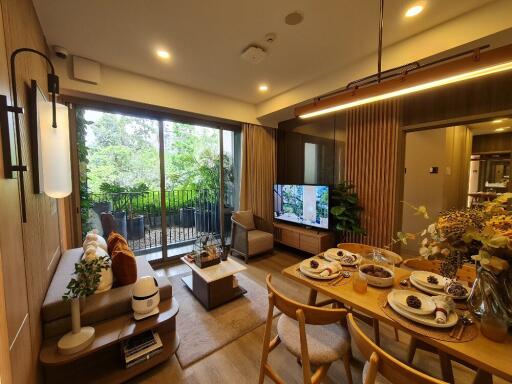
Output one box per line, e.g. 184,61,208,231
282,262,512,384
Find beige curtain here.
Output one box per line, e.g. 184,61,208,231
240,123,276,230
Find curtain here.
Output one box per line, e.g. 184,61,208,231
240,123,276,231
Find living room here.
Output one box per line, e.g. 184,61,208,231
1,0,512,383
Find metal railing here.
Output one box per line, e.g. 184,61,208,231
87,187,234,255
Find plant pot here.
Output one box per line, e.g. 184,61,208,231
167,210,181,227
113,211,127,239
57,298,95,355
180,208,195,228
92,201,112,216
127,215,145,240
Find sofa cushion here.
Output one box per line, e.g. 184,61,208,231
42,248,172,338
107,231,128,255
111,243,138,285
233,210,255,230
247,230,273,256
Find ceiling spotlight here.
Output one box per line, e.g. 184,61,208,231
156,49,170,60
495,127,510,132
258,84,269,92
405,4,424,17
492,119,504,123
285,11,304,26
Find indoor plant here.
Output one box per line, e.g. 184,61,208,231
59,255,110,355
330,182,365,242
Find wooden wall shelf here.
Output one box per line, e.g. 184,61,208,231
274,222,334,254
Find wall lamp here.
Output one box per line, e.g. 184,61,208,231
0,48,71,223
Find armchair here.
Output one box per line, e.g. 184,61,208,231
230,210,274,263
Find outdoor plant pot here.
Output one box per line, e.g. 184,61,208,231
127,215,145,240
113,211,128,239
195,210,220,233
91,201,112,216
167,210,181,227
180,208,195,227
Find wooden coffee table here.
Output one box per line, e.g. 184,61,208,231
180,256,247,310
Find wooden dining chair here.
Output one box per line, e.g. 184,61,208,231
259,274,353,384
403,257,477,384
347,313,448,384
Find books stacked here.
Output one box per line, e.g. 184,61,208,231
123,330,163,368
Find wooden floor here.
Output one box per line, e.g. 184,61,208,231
132,247,509,384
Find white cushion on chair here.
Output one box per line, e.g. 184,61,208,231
277,314,350,365
247,230,273,256
362,361,391,384
233,210,255,230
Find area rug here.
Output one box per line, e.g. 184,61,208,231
170,272,277,368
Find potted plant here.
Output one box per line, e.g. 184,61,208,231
330,182,365,242
58,256,110,355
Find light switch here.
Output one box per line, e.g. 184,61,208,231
429,167,439,174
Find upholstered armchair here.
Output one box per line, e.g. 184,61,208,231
230,210,274,263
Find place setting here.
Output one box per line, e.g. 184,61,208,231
297,254,353,286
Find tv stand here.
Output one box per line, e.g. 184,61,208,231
274,222,334,254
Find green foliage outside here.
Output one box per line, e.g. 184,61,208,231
330,182,365,239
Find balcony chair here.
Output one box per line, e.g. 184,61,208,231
230,210,274,263
259,274,353,384
347,313,447,384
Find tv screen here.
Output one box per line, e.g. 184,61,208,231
273,184,330,229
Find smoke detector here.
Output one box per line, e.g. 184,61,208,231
241,45,266,64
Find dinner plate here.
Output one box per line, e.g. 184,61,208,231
389,289,436,315
387,291,458,328
410,274,469,300
410,271,448,290
299,258,341,280
324,248,362,266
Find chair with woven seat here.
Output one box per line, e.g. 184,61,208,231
230,210,274,263
347,313,448,384
259,274,353,384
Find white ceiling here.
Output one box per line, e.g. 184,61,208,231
33,0,498,104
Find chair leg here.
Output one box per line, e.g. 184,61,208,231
372,318,380,347
342,351,353,384
407,337,418,364
438,350,455,384
393,327,399,342
473,369,493,384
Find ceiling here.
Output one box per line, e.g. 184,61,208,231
33,0,498,104
468,118,512,135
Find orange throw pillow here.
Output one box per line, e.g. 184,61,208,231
107,232,137,286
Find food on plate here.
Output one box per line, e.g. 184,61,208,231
340,254,357,264
427,275,439,285
446,282,468,297
360,265,392,278
406,295,422,309
310,260,319,269
337,250,344,257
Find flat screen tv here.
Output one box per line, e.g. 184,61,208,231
273,184,330,230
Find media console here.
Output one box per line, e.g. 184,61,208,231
273,222,335,254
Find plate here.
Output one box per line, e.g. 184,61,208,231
387,291,458,328
389,289,436,315
324,248,362,266
299,258,341,280
410,275,469,300
410,271,448,290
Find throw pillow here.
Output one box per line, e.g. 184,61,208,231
107,231,128,255
233,210,255,230
111,243,137,286
83,230,108,253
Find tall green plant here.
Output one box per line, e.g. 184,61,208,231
77,109,93,238
330,182,365,240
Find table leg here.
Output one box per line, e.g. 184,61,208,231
438,350,455,384
307,289,318,306
372,318,380,347
473,369,493,384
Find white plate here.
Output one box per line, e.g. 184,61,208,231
410,271,448,290
323,248,362,266
299,258,341,280
387,291,458,328
389,289,436,315
410,275,469,300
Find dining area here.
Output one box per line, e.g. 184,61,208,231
258,241,512,384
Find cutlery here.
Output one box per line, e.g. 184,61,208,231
456,311,473,340
329,274,345,286
449,318,462,338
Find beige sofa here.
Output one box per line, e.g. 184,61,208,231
42,248,172,339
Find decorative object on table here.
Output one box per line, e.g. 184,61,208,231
352,268,368,293
59,253,111,355
358,263,394,288
187,233,222,268
83,244,113,293
330,181,365,242
132,276,160,320
409,271,469,300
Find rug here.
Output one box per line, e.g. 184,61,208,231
171,272,277,368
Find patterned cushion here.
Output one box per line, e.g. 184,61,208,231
108,232,137,286
247,230,273,256
233,210,256,230
277,314,350,364
362,361,392,384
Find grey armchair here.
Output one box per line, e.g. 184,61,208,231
230,210,274,263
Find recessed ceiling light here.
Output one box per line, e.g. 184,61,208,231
492,119,504,123
405,4,424,17
259,84,269,92
495,127,510,132
156,49,171,60
285,11,303,26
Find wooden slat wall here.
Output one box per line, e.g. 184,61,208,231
345,99,401,248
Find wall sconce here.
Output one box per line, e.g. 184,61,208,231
0,48,71,223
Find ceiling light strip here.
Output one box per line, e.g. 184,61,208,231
296,44,512,119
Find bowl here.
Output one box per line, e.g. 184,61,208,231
359,264,394,288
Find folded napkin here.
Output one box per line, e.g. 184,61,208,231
318,261,342,277
432,295,455,324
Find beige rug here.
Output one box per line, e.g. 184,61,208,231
171,272,276,368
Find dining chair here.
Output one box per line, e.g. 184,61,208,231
347,313,448,384
403,257,477,384
259,274,353,384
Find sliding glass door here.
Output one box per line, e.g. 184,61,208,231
76,105,240,263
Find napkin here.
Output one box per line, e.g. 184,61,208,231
432,295,455,324
318,261,342,277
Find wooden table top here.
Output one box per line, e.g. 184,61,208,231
181,256,247,283
282,263,512,382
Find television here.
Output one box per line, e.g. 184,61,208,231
273,184,330,230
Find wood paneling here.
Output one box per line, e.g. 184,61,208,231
345,99,401,248
472,132,512,154
0,0,62,382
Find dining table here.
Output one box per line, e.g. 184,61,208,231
282,261,512,384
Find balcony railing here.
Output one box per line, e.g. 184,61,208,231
87,188,234,255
